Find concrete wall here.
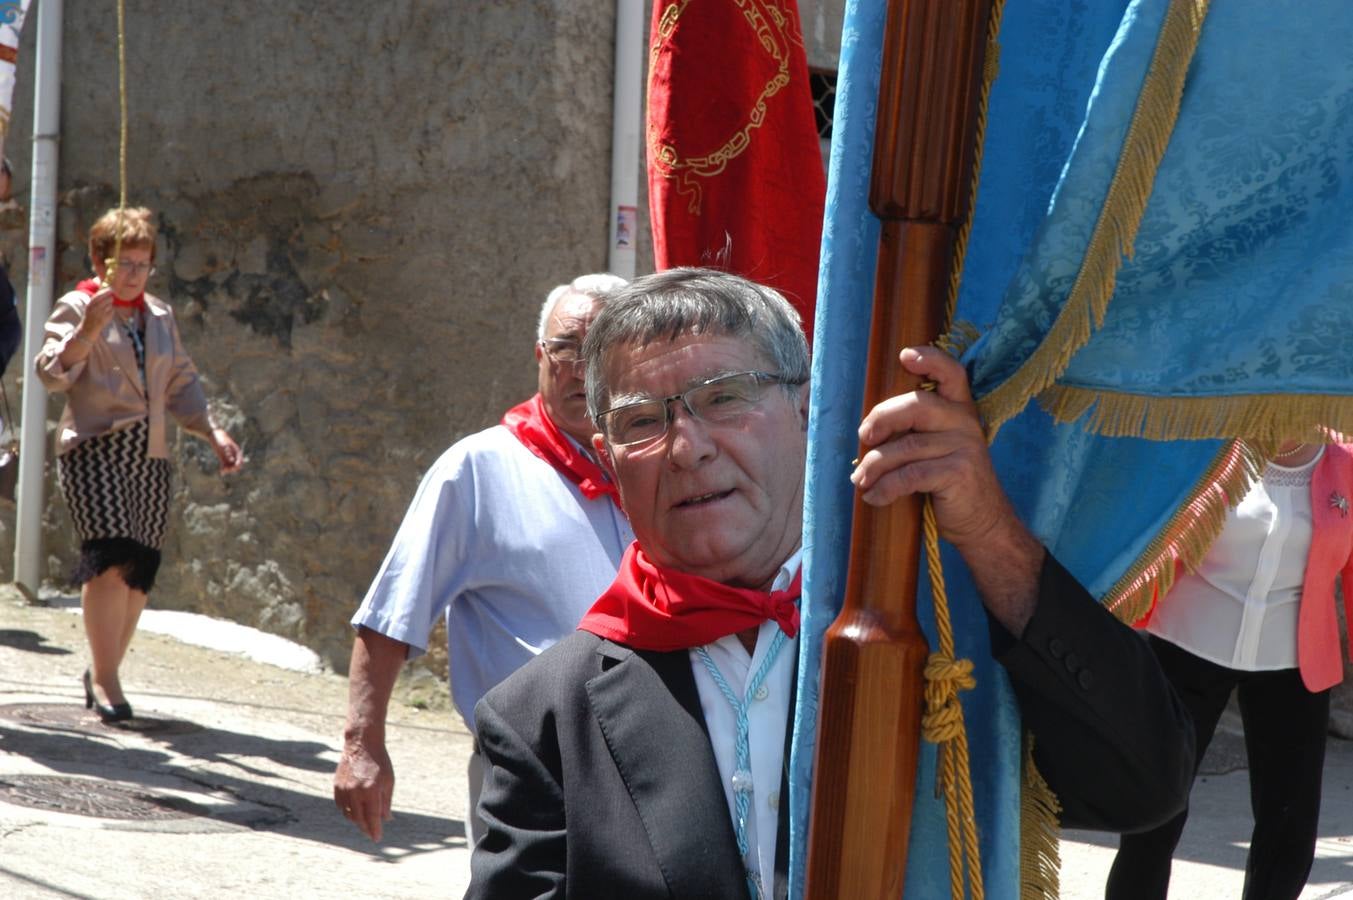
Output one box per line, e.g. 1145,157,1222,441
0,1,652,669
798,0,845,70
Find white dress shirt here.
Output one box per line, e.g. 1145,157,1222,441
352,424,633,730
1148,449,1321,670
691,548,801,898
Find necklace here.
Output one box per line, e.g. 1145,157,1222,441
1272,444,1309,461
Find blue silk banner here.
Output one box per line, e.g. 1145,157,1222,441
971,1,1353,441
792,2,1134,894
792,0,1353,896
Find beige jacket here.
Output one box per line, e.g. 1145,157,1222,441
35,289,215,458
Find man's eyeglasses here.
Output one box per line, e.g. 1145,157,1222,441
112,260,156,277
598,370,804,447
539,338,582,364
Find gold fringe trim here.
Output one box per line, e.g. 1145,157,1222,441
946,0,1007,323
1020,738,1062,900
937,320,984,361
1103,425,1352,622
1038,385,1353,445
1102,439,1266,623
975,0,1211,439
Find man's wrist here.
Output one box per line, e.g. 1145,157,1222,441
955,515,1044,638
343,727,386,756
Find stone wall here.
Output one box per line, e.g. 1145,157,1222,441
0,1,653,670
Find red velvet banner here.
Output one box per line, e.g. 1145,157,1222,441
647,0,827,345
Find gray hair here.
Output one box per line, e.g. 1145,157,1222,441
583,267,810,419
536,272,629,339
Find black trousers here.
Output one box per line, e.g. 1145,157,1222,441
1106,636,1329,900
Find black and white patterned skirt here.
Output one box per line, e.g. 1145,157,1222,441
58,420,172,591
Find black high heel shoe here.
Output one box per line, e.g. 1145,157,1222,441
82,668,133,722
96,701,134,723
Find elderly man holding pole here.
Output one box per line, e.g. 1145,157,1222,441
465,268,1193,899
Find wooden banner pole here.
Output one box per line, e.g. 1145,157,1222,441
804,2,996,896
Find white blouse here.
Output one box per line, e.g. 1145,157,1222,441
1147,448,1322,671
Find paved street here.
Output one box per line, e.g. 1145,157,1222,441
3,591,1352,899
0,594,473,899
1061,712,1353,899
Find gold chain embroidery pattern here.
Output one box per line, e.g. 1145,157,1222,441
647,0,800,214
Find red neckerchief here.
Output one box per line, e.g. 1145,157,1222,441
579,543,801,651
76,278,145,312
501,393,619,505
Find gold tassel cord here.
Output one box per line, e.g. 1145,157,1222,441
920,498,984,900
916,2,1009,897
973,0,1212,439
938,0,1067,895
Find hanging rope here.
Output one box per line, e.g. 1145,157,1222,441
916,2,1008,898
106,0,128,277
920,498,984,900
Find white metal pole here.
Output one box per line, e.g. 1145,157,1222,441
14,0,62,595
607,0,642,279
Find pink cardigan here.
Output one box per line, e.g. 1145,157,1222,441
1298,441,1353,692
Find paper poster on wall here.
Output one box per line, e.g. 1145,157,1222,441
614,205,636,250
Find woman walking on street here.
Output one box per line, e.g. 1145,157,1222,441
35,207,242,722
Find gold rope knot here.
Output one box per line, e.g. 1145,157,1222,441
921,652,976,743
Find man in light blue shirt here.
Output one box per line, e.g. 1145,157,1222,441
333,274,632,843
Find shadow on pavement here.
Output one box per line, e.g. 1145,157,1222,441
149,717,337,776
0,715,466,859
1067,815,1353,892
0,630,73,656
0,862,97,900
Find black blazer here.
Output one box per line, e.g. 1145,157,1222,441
467,553,1194,899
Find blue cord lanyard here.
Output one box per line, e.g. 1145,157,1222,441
695,626,789,900
119,315,146,387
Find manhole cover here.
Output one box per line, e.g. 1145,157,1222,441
0,774,201,821
0,774,292,831
0,703,203,736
